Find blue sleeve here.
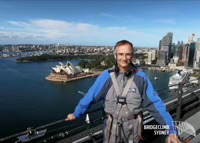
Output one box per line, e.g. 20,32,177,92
140,72,177,134
74,70,110,118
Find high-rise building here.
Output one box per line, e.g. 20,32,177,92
159,40,162,50
151,49,156,61
159,32,173,64
171,43,176,58
147,49,157,65
157,50,167,66
173,44,179,57
173,41,184,61
181,44,190,66
179,41,184,60
194,38,200,69
188,33,195,44
188,42,196,67
147,52,152,65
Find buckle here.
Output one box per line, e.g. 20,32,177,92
133,114,138,119
117,97,127,105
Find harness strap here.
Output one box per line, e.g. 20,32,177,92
122,104,132,121
121,75,135,143
122,78,135,143
121,77,137,121
117,123,122,142
110,72,134,98
108,72,139,143
137,113,143,140
111,103,122,142
110,72,121,97
128,119,134,143
106,114,113,143
121,74,134,97
120,122,128,143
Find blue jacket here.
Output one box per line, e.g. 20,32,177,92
73,66,176,134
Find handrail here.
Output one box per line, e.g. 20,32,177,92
0,80,200,142
36,119,66,130
0,107,103,142
37,117,104,143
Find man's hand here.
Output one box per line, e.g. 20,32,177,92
167,134,182,143
65,113,76,121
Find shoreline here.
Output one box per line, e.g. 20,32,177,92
45,71,102,82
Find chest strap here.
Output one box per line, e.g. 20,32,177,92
108,72,135,143
110,72,134,98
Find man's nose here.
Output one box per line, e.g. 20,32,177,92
123,54,126,60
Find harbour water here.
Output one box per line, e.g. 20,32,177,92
0,57,174,138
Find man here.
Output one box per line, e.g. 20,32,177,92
66,40,181,143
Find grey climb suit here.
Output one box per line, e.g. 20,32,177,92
73,65,177,143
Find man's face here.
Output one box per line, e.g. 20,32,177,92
116,44,133,71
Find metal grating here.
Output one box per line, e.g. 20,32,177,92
178,111,200,142
190,133,200,143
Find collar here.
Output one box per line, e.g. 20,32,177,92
114,62,138,77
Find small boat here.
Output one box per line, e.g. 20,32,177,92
85,114,90,124
78,91,86,96
154,77,159,80
161,69,165,72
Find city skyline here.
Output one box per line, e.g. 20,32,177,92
1,0,200,47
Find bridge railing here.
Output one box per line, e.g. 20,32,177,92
0,79,200,143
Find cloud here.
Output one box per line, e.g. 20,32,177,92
0,34,9,40
1,18,199,46
8,19,99,35
8,21,32,28
30,19,71,29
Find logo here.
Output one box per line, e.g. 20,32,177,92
173,121,196,137
143,125,170,135
143,121,196,139
128,88,136,92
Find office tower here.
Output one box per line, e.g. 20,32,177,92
157,50,167,66
159,40,163,51
188,42,196,67
147,49,157,65
188,33,195,44
159,32,173,64
173,41,183,61
151,49,156,61
178,41,184,60
193,38,200,68
170,43,175,59
147,51,152,65
173,44,179,57
181,44,190,66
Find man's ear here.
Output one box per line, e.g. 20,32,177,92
113,51,116,59
114,54,116,59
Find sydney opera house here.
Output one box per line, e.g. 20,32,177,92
46,61,99,82
52,61,82,75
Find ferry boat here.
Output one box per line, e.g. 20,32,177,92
168,69,198,90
